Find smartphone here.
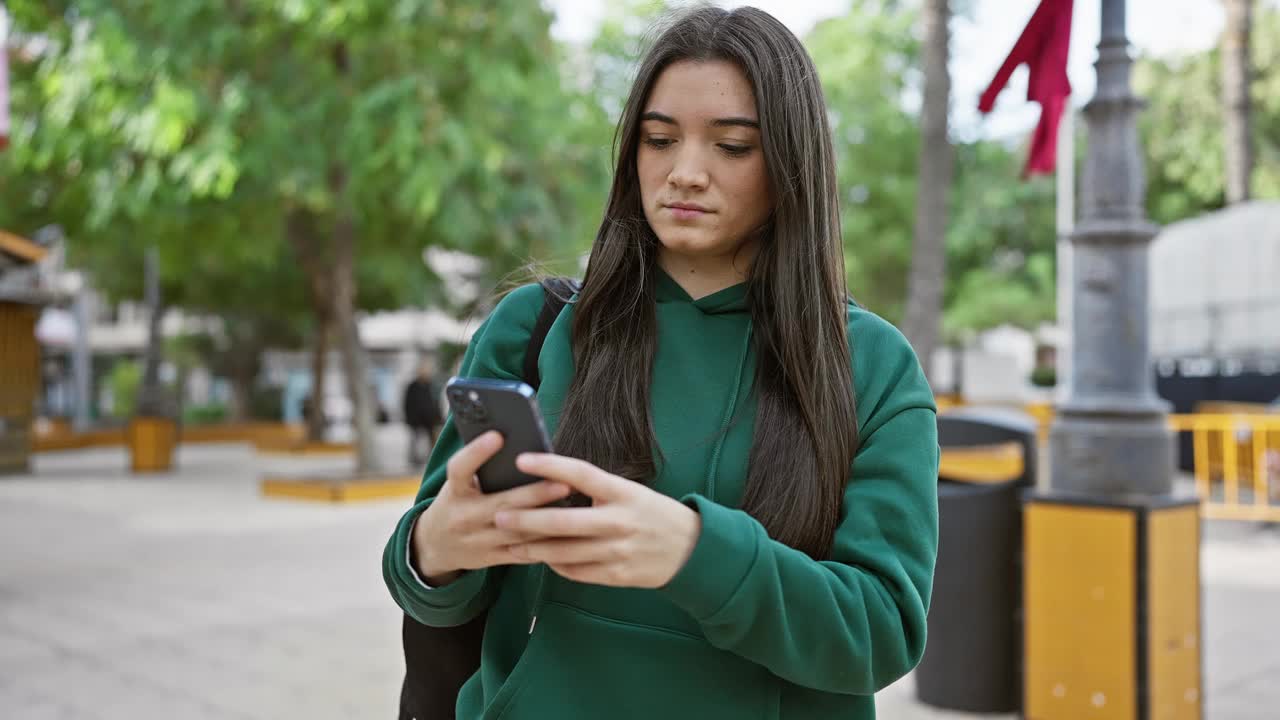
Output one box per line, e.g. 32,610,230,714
445,377,588,506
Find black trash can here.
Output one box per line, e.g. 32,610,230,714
914,408,1037,714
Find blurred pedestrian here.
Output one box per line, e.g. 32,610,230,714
385,6,939,720
402,361,442,468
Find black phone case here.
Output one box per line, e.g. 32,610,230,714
445,377,554,494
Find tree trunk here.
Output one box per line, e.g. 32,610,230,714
320,43,377,472
229,370,253,423
136,246,172,417
286,208,336,443
902,0,953,381
307,316,330,441
227,345,258,423
331,204,379,473
137,303,169,415
216,318,262,423
1222,0,1253,204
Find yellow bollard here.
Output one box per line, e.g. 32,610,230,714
1024,494,1201,720
128,417,178,473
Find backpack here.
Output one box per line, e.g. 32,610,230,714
398,277,580,720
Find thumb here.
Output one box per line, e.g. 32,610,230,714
444,431,504,496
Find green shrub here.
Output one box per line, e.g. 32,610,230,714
1030,366,1057,388
249,386,284,421
183,403,229,425
106,361,142,418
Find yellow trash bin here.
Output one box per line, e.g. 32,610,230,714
128,416,177,473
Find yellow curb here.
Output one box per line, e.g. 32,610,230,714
260,475,421,503
33,423,306,452
254,441,355,456
32,429,125,452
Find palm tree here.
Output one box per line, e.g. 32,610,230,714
1222,0,1254,204
902,0,953,380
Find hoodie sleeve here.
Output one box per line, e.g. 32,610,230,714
657,310,939,695
383,283,546,627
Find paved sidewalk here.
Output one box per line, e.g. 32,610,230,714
1,440,1277,719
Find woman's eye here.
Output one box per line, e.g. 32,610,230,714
719,144,753,157
643,137,674,150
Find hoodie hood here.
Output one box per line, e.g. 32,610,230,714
654,266,750,315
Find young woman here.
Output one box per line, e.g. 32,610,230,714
384,6,938,719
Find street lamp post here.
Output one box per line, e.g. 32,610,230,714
1051,0,1171,496
1024,1,1203,718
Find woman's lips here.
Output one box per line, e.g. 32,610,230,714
665,204,709,221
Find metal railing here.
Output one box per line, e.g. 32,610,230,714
1168,413,1280,522
939,400,1280,522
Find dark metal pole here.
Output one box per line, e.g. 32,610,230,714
72,279,92,432
1049,0,1174,496
1026,7,1201,718
1100,0,1126,44
136,245,166,417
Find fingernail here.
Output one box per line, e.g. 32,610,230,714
516,454,534,469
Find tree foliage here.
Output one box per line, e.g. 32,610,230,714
2,1,609,461
809,1,1057,334
808,3,922,321
4,0,604,299
1136,5,1280,224
7,0,1260,410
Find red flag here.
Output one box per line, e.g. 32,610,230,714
979,0,1074,177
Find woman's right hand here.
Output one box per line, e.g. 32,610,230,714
411,431,571,586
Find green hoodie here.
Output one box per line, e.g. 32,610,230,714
384,270,939,720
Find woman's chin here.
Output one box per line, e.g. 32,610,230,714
655,231,731,259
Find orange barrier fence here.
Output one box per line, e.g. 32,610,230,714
939,401,1280,523
1168,413,1280,522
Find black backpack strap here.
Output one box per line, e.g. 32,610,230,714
398,276,580,720
521,277,580,390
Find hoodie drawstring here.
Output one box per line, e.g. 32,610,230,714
705,318,753,502
529,564,548,634
530,317,753,635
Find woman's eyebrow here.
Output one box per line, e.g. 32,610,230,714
709,116,759,129
641,111,678,125
641,111,759,130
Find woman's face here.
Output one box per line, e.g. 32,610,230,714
637,60,773,266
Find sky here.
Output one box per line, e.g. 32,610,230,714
544,0,1257,141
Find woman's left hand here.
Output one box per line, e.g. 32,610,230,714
494,453,702,588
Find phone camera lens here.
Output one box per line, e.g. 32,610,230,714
452,391,487,424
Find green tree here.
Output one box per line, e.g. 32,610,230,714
4,1,607,470
808,1,1056,335
902,0,955,379
942,139,1058,335
807,3,921,320
1222,0,1256,204
1136,5,1280,225
2,1,306,422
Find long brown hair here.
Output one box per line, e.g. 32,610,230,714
554,5,857,558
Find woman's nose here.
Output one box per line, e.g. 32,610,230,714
667,148,710,191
